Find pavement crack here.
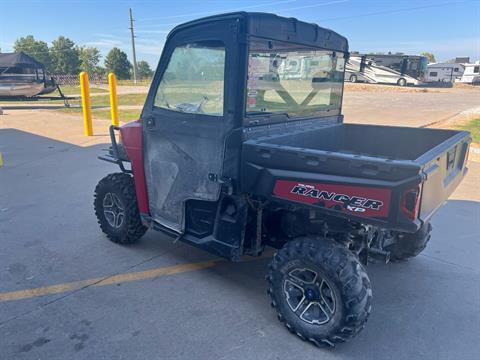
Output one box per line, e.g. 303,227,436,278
420,110,464,128
419,253,479,273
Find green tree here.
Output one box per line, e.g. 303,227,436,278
105,48,132,80
137,60,153,79
50,36,80,74
14,35,52,71
95,66,107,77
79,46,101,74
420,52,436,63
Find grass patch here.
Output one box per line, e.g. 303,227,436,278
94,109,141,122
45,93,147,109
88,93,147,106
57,107,141,122
47,92,146,120
56,93,147,107
458,118,480,143
117,79,152,86
58,85,107,95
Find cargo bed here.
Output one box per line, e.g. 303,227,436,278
242,123,471,232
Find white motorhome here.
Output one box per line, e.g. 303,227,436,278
345,54,428,86
456,61,480,84
426,63,464,83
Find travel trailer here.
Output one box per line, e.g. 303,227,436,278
456,61,480,84
426,63,464,83
345,53,428,86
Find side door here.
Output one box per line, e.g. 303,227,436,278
141,21,237,233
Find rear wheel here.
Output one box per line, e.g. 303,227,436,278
397,78,407,86
94,173,147,244
349,74,358,83
267,236,372,347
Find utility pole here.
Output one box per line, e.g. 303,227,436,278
129,8,138,84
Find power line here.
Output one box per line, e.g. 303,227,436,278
139,0,298,22
136,0,348,29
316,0,473,22
272,0,348,13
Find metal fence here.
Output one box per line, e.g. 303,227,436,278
52,74,107,86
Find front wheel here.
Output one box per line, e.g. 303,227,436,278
94,173,147,244
349,74,358,83
267,237,372,347
397,78,407,86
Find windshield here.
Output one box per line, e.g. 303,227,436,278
246,37,345,119
419,57,428,78
405,57,428,79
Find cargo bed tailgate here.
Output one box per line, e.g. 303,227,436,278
417,131,471,222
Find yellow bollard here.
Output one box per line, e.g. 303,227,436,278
0,152,3,168
79,71,93,136
108,73,119,126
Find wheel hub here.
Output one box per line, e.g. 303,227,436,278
103,192,125,228
283,267,336,325
305,288,316,301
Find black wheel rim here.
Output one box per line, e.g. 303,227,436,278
103,192,125,228
283,267,336,325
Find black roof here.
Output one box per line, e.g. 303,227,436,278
0,52,44,69
169,12,348,52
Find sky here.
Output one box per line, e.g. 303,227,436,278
1,0,479,67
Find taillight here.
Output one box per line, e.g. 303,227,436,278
400,184,422,220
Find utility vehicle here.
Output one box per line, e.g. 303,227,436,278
94,12,471,347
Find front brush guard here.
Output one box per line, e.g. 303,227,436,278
98,125,132,174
